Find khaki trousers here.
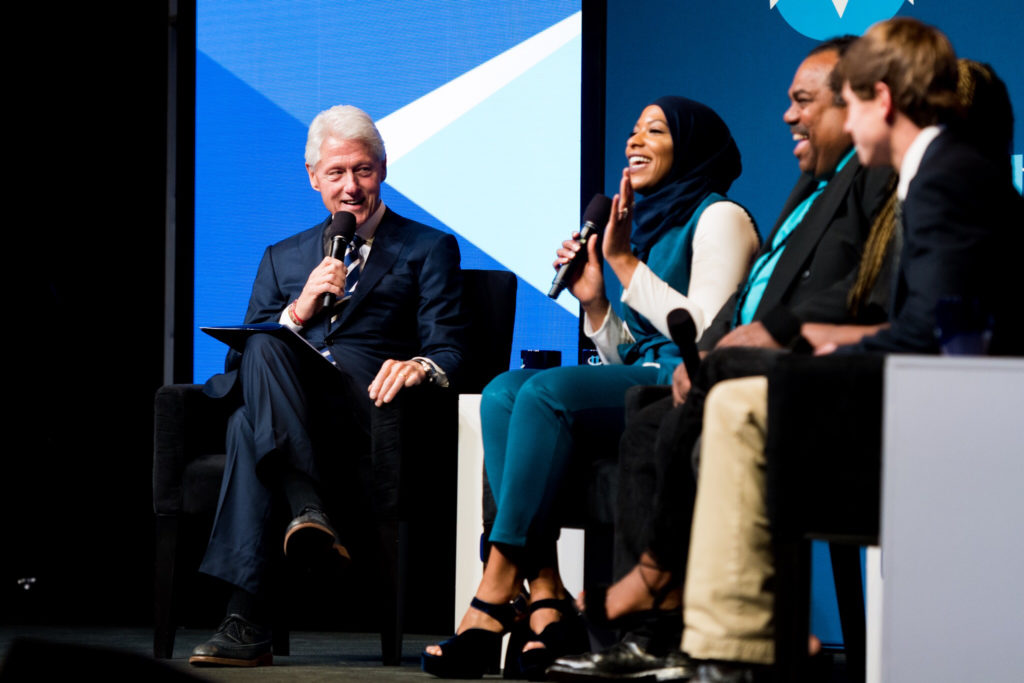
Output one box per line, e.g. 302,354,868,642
681,376,774,664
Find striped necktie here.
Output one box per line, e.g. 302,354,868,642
327,235,366,329
341,234,366,301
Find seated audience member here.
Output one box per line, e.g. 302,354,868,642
188,105,466,667
549,36,895,681
423,97,760,679
682,19,1022,683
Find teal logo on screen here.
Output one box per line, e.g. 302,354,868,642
771,0,913,40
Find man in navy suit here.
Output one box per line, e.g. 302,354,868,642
190,105,466,667
832,28,1022,355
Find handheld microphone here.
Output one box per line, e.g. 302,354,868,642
547,194,613,299
322,211,357,308
667,308,701,381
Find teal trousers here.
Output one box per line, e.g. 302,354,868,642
481,364,660,550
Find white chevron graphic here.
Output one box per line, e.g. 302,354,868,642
770,1,916,13
379,14,582,313
377,12,581,164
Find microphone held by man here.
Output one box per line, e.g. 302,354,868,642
321,211,357,308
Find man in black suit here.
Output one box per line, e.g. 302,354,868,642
700,39,895,353
190,105,466,667
679,20,1022,683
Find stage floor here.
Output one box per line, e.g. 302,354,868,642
0,626,453,681
0,625,852,681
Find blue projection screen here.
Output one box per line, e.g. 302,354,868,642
194,0,582,383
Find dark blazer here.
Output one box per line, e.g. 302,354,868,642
850,131,1024,354
700,155,894,349
203,207,466,396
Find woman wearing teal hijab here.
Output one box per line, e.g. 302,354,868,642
424,97,759,680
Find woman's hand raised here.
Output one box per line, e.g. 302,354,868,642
604,168,641,288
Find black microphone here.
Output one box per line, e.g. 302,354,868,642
667,308,701,381
322,211,357,309
547,194,613,299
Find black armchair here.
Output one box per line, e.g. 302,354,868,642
152,268,516,664
766,353,884,683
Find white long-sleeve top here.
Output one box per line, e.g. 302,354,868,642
584,201,758,365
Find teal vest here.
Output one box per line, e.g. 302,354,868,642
614,193,726,384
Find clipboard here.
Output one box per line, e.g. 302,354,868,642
200,323,338,372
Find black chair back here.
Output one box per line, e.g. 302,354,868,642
459,269,517,393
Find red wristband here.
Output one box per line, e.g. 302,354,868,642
288,300,306,326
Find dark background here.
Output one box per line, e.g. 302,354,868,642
3,3,171,625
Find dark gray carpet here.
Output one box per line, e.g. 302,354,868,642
0,627,487,682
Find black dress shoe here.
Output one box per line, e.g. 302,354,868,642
189,614,272,667
692,661,773,683
547,638,693,681
283,505,352,567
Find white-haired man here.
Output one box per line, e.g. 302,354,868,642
190,105,466,667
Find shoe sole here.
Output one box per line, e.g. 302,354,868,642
422,652,494,679
546,664,690,682
283,523,352,566
188,653,273,667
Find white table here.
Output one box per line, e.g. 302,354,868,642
877,356,1024,681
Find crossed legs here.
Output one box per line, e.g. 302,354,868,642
200,333,367,595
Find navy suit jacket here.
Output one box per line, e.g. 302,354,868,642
204,207,466,397
700,155,894,349
850,131,1024,354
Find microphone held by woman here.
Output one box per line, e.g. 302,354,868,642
548,194,613,299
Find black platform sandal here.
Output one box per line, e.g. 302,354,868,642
422,596,519,679
515,597,590,681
